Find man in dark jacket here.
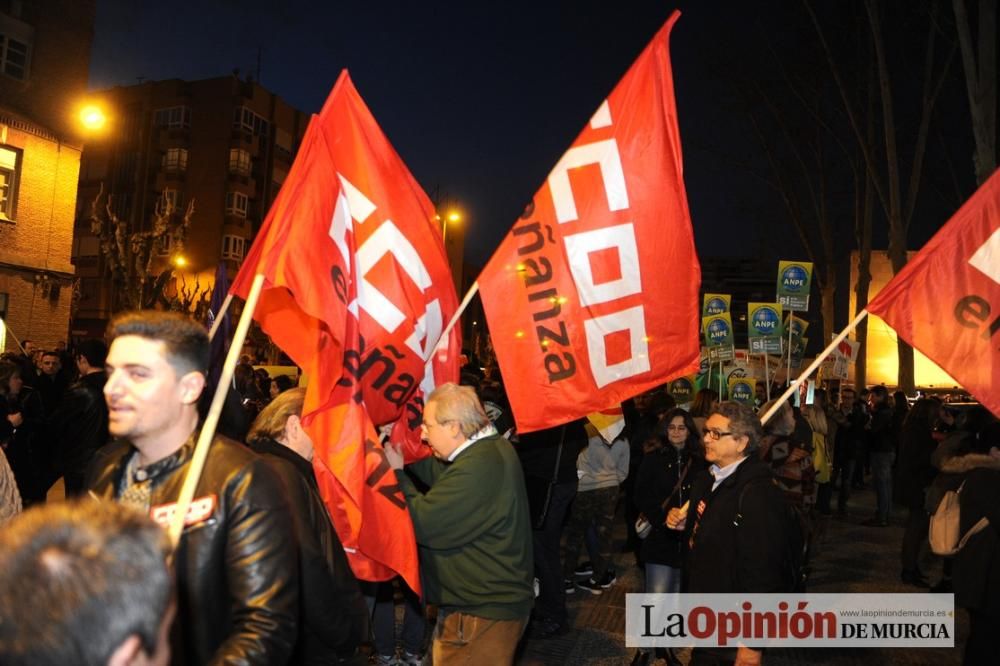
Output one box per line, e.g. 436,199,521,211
246,387,369,664
46,339,109,496
668,401,793,666
85,311,299,665
865,386,895,526
385,383,534,665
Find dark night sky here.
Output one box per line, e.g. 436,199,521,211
88,0,975,270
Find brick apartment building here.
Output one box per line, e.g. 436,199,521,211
0,0,95,349
72,74,310,337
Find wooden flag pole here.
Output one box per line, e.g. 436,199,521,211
427,280,480,362
760,309,869,426
207,293,234,342
168,273,266,546
0,317,27,355
763,353,771,402
786,322,794,386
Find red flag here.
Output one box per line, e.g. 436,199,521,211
231,71,461,591
866,169,1000,417
478,11,700,433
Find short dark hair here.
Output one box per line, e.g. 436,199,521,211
75,339,108,368
0,501,172,666
108,310,210,376
273,374,294,393
40,350,59,360
713,401,764,455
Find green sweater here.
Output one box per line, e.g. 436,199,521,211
397,434,534,620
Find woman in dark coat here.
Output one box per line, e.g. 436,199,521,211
0,361,45,504
631,408,704,666
896,397,940,586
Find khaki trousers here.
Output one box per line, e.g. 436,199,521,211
431,611,527,665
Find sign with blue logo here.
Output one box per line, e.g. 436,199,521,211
668,376,695,404
776,260,813,311
747,302,783,354
702,293,731,317
702,313,735,361
728,377,756,406
784,313,809,340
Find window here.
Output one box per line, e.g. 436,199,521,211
161,189,182,210
0,34,30,80
156,233,175,256
221,235,246,261
162,148,188,173
0,146,20,221
225,191,248,218
154,106,191,129
232,106,269,136
228,148,251,176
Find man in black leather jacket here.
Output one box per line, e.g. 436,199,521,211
246,387,369,664
85,311,299,665
45,339,109,496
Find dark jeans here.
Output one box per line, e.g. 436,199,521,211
364,579,426,657
562,485,618,580
836,459,856,512
816,481,833,515
901,489,929,571
871,451,895,522
965,609,1000,665
533,480,576,624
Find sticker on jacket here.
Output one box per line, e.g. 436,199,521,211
150,495,218,529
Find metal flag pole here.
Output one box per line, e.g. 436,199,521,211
168,273,266,546
427,281,479,362
760,309,869,425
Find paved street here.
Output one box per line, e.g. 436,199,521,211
517,484,968,665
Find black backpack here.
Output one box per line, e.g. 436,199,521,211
734,477,809,592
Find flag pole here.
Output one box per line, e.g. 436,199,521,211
0,317,26,355
786,321,793,386
760,309,869,426
208,293,234,342
763,353,771,402
427,280,479,361
168,273,266,546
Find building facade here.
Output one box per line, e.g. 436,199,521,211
0,0,95,349
72,74,310,337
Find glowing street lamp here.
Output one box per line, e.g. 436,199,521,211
172,255,188,268
78,104,107,132
441,209,462,244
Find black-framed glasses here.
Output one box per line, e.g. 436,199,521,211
705,428,734,441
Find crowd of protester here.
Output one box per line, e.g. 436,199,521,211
0,312,998,665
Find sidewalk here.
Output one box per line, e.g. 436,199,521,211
517,484,968,665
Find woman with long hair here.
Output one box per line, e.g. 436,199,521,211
802,404,832,515
631,408,705,666
689,388,719,437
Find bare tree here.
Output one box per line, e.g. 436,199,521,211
953,0,997,185
805,0,956,392
89,184,195,311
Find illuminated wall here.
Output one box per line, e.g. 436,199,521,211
848,251,959,390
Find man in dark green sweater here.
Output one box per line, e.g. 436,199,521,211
385,383,533,664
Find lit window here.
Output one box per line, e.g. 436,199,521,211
225,192,248,218
228,148,251,176
0,34,30,80
162,148,188,173
0,146,20,221
221,234,246,261
154,106,191,129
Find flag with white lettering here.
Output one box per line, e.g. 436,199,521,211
231,71,461,591
478,11,700,432
866,169,1000,417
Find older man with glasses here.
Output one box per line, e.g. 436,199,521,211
666,401,794,666
385,382,534,665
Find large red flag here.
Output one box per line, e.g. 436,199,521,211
866,169,1000,417
478,11,700,433
231,71,461,591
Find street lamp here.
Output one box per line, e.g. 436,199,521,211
78,104,107,132
441,209,462,245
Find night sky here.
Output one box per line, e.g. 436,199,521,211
89,0,976,269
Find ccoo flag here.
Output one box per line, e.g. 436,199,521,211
479,11,700,433
231,71,461,592
866,169,1000,417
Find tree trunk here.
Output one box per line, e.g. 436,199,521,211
954,0,997,185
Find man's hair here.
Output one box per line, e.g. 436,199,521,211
247,387,306,444
273,374,294,393
869,385,889,402
40,350,59,360
712,401,764,455
427,382,490,438
0,501,172,666
108,310,210,376
76,339,108,369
